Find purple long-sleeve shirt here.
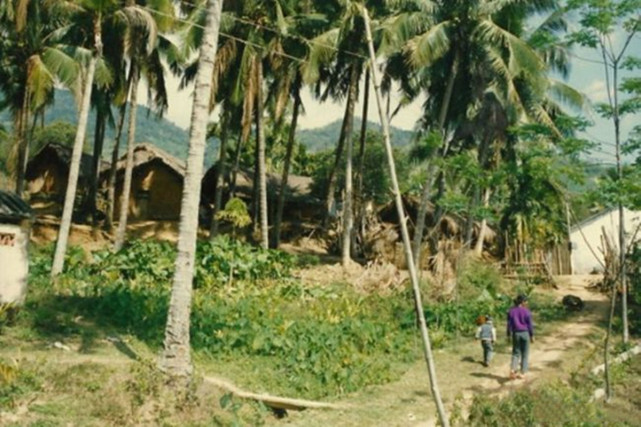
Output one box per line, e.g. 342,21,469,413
507,306,534,337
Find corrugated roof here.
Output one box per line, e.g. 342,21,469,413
0,191,33,220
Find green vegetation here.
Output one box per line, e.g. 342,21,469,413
297,119,414,153
23,241,419,399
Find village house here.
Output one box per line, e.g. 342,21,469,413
200,165,321,223
102,143,185,221
0,191,33,304
25,143,99,211
568,207,641,274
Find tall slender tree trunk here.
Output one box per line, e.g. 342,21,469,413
255,57,269,249
362,9,449,426
355,68,370,254
342,64,359,267
412,161,435,266
114,67,140,251
209,112,229,239
323,73,357,228
273,81,302,249
612,64,628,344
229,132,243,198
473,187,491,255
160,0,222,379
52,16,102,276
106,102,128,232
15,89,30,196
89,107,106,225
412,52,458,268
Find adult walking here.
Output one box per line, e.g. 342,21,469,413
507,294,534,379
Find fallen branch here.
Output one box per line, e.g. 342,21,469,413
203,376,350,410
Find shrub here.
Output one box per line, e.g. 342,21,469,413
465,381,605,426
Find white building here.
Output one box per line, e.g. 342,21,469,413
570,207,641,274
0,191,33,304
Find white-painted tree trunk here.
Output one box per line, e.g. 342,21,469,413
160,0,222,379
473,188,491,255
51,19,101,276
361,8,449,427
256,58,269,249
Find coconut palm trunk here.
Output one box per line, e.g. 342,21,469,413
273,80,302,249
411,53,458,268
209,112,229,239
255,57,269,249
52,16,102,276
355,68,370,249
114,66,139,251
106,102,127,232
160,0,222,378
361,8,449,426
88,106,106,225
323,69,358,228
341,63,359,266
229,132,243,198
15,89,30,196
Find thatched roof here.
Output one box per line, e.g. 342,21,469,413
201,165,317,203
0,191,32,221
378,194,496,240
106,143,185,178
27,143,103,179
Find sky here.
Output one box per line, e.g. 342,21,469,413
141,21,641,165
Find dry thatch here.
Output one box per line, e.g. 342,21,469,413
201,165,317,204
103,143,185,178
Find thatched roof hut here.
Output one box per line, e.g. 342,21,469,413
25,143,99,201
101,143,185,221
201,166,321,220
378,194,496,243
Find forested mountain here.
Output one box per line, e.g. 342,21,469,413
0,89,207,164
298,119,415,152
1,90,415,162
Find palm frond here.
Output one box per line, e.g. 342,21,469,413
477,19,546,78
547,79,589,112
42,46,79,89
26,55,55,110
301,28,338,84
407,21,451,68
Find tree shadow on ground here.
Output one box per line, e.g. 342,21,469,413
469,372,511,385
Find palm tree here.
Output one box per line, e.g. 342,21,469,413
389,0,572,265
114,0,176,251
52,0,113,276
0,1,78,196
160,0,223,379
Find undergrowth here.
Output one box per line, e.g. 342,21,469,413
13,240,568,404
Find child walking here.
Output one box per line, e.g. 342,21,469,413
476,315,496,367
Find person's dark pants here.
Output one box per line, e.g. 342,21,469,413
481,340,494,366
511,331,530,373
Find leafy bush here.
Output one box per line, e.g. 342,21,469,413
25,241,415,399
465,381,605,426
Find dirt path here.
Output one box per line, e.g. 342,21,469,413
276,275,609,427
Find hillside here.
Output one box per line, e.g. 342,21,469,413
298,119,415,152
1,90,416,164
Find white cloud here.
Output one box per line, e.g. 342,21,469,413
583,79,610,104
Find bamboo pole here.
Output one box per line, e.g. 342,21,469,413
360,7,449,427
